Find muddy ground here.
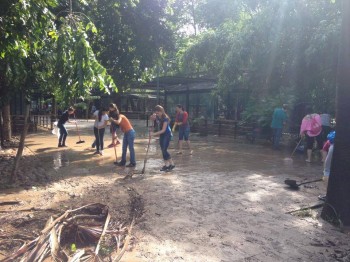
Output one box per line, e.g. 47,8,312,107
0,120,349,261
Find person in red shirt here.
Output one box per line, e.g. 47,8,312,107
174,104,192,155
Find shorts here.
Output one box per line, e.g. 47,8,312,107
179,127,190,141
306,134,323,150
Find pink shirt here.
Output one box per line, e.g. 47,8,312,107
300,114,322,137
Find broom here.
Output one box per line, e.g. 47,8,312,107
74,115,85,144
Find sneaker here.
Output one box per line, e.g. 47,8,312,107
93,151,100,155
189,150,193,155
92,142,96,148
168,165,175,170
116,161,126,166
126,163,136,167
160,165,169,171
305,159,311,163
99,151,104,156
116,140,121,145
108,143,116,148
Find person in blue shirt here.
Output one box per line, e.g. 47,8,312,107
271,104,288,150
151,105,175,172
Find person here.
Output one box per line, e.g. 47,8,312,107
270,104,288,150
174,104,192,155
110,107,136,167
323,131,335,179
57,106,75,147
93,107,109,155
319,131,335,202
108,103,121,148
91,105,96,114
151,105,175,172
320,113,332,144
300,107,323,163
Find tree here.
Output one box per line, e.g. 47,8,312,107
79,0,174,90
0,0,117,181
321,0,350,227
179,0,341,120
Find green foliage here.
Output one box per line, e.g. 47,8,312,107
0,0,118,108
178,0,341,118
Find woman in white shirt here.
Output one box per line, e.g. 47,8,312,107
93,107,109,155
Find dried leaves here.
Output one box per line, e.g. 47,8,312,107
3,203,133,262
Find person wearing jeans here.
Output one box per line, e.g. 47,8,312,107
57,107,75,147
110,107,136,167
93,108,109,155
151,105,175,172
121,129,136,166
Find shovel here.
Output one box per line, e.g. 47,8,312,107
284,178,323,189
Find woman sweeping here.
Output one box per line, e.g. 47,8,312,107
152,105,175,172
110,107,136,167
57,106,75,147
93,107,109,155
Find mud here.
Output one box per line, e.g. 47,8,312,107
0,120,349,261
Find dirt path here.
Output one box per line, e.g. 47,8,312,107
0,120,349,261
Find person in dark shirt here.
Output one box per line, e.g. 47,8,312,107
57,107,75,147
151,105,175,172
108,103,121,147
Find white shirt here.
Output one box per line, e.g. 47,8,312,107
93,110,109,128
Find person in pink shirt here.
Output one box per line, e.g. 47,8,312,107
300,107,323,163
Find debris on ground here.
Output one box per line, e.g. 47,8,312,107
2,203,134,261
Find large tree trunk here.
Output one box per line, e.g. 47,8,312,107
0,110,4,148
321,0,350,227
11,103,30,183
2,102,11,141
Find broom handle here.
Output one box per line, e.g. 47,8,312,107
74,114,82,140
298,178,323,186
290,137,303,158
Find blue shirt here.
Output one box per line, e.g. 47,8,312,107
271,108,287,129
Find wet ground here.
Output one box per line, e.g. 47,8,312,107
0,120,349,261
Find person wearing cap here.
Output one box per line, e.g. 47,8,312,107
271,104,288,150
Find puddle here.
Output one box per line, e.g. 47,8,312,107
53,152,70,170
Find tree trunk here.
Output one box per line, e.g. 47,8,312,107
321,0,350,227
2,102,11,141
0,110,4,148
11,103,30,183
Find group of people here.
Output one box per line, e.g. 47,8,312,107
57,103,193,172
271,104,335,180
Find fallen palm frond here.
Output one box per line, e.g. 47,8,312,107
3,203,134,262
